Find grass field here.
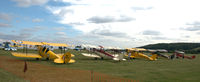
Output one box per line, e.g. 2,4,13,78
0,49,200,82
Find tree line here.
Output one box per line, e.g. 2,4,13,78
139,43,200,54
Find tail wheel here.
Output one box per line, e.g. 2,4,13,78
62,52,71,63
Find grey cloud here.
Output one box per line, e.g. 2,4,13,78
132,7,153,11
55,32,66,35
117,15,135,22
91,29,129,38
53,27,66,31
182,35,190,38
182,21,200,31
152,36,167,40
58,9,74,17
197,32,200,34
87,16,115,23
0,13,12,21
32,18,43,22
186,21,200,26
54,32,68,39
0,23,12,28
182,27,200,31
0,32,32,40
142,30,161,35
69,22,84,25
87,15,135,24
21,26,44,32
12,0,49,7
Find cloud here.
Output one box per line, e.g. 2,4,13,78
131,6,153,11
55,32,67,38
0,32,32,40
45,0,200,47
21,26,44,32
182,27,200,31
12,0,49,7
182,21,200,31
182,35,190,38
55,32,66,35
0,13,12,21
53,27,66,31
0,23,12,28
142,30,161,35
186,21,200,26
91,29,129,38
32,18,43,22
69,22,84,25
87,16,135,24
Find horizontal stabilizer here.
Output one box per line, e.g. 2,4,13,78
54,58,75,63
54,58,64,63
68,59,75,63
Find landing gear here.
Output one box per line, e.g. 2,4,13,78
94,57,98,60
46,57,49,60
36,58,39,60
101,57,104,60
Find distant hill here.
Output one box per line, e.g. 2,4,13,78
139,43,200,53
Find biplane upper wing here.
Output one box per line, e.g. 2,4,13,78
12,40,43,45
127,48,147,51
42,42,68,47
11,52,42,58
12,40,69,47
22,41,44,45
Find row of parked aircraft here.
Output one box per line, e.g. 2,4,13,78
0,40,196,64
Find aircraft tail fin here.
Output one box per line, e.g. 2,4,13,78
191,56,196,59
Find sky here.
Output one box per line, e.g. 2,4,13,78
0,0,200,48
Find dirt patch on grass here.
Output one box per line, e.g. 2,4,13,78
0,56,134,82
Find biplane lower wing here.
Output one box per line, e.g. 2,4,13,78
11,52,42,58
81,53,101,58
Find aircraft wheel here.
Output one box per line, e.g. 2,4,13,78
46,57,49,60
101,57,104,60
36,58,39,60
94,57,98,60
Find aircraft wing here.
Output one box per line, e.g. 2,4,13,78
43,42,68,47
82,53,101,58
12,40,44,45
125,54,135,58
54,58,75,63
12,40,68,47
127,48,147,51
11,52,42,58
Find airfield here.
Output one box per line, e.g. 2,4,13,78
0,49,200,82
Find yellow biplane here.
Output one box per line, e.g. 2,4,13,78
11,40,75,64
125,48,157,61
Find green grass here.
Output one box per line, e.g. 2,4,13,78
0,68,28,82
0,49,200,82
